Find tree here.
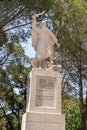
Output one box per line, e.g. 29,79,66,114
0,43,31,130
51,0,87,129
63,94,81,130
0,0,52,44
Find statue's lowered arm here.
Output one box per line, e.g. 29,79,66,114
49,31,60,48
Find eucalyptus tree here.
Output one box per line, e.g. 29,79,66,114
51,0,87,130
0,43,31,130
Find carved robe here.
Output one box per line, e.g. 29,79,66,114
32,20,58,61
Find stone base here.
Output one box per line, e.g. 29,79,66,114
27,69,62,113
22,112,65,130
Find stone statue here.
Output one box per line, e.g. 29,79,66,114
31,12,60,68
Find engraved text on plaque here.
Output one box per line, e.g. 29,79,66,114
35,76,56,107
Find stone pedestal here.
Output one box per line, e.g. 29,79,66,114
21,68,65,130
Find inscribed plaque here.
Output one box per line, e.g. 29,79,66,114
35,76,56,107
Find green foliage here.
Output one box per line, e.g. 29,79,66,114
8,43,24,56
52,0,87,129
20,0,52,12
0,0,53,44
63,96,81,130
0,31,7,46
0,62,31,130
65,103,81,130
0,40,31,130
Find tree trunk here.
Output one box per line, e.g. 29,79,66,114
81,101,87,130
77,47,87,130
81,112,86,130
18,120,21,130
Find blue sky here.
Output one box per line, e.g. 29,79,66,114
21,38,35,58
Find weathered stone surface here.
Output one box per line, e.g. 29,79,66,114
22,112,65,130
21,69,65,130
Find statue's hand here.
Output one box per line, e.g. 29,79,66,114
32,11,45,20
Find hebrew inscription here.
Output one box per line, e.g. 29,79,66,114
35,76,56,107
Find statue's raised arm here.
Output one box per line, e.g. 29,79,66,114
32,11,45,50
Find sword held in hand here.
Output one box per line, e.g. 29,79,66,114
32,11,45,20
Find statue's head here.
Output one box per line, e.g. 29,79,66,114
41,21,46,28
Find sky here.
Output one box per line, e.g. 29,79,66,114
21,38,35,58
